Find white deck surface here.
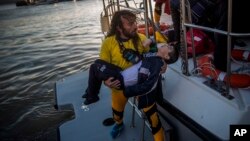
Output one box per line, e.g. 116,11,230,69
55,70,155,141
161,56,250,140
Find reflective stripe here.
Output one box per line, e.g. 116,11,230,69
218,72,226,81
139,67,150,75
243,51,249,61
143,52,158,58
112,108,123,118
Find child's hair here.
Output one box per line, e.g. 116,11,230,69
164,43,180,64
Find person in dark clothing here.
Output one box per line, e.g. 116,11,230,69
213,1,250,71
170,0,250,71
170,0,217,43
82,42,179,105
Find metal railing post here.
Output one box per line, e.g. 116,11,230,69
140,112,146,141
130,97,136,128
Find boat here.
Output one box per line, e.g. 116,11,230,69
54,0,250,141
16,0,31,6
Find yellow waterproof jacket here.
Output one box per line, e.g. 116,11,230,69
99,33,149,92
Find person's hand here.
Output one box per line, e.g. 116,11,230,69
160,61,167,74
142,38,153,47
104,77,121,89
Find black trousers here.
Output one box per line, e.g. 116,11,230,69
85,59,124,99
214,0,250,71
170,0,250,71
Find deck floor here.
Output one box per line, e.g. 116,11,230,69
55,71,154,141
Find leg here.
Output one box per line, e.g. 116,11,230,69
213,0,228,72
154,1,163,25
143,103,164,141
83,63,102,104
214,1,250,72
83,59,123,105
170,0,181,43
110,90,127,138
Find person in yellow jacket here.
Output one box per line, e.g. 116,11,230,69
99,10,167,141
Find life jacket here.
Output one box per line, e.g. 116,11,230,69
196,54,250,88
231,49,250,62
137,23,169,36
186,29,215,57
137,24,169,43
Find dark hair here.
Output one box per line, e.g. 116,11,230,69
107,10,140,50
164,43,180,64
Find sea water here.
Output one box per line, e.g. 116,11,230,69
0,0,103,140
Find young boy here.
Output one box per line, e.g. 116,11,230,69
82,41,179,105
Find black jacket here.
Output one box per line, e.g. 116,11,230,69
124,55,164,109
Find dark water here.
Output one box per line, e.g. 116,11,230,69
0,0,103,140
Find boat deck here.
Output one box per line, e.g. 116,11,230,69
55,70,173,141
55,55,249,141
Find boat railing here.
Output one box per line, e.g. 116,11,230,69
180,0,250,97
128,97,152,140
100,0,146,35
100,0,160,38
128,97,173,140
